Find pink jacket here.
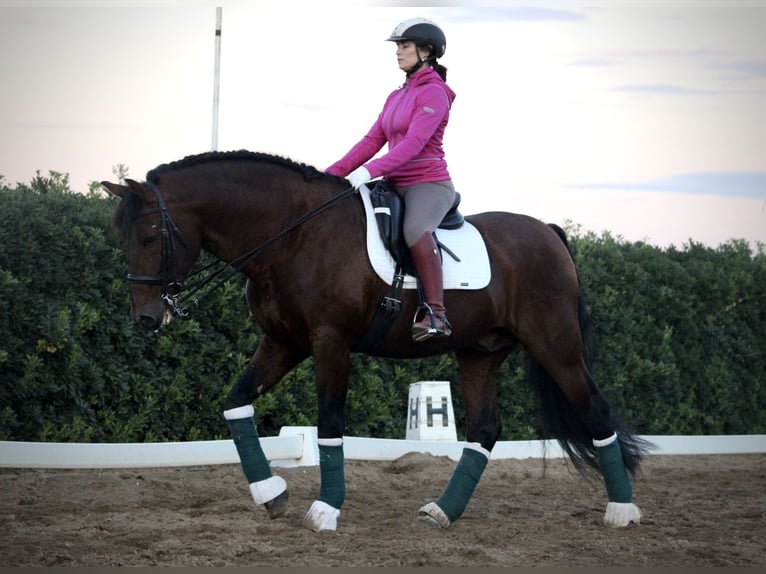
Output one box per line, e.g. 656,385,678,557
326,67,456,188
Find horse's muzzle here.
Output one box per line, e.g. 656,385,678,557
130,300,170,331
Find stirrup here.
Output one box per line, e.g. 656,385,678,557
411,305,452,342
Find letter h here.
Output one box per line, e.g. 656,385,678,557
408,396,419,430
426,396,449,427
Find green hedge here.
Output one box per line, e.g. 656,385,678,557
1,172,763,442
572,231,765,434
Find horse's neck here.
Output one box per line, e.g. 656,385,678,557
188,179,334,264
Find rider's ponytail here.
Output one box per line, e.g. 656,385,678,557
432,61,447,82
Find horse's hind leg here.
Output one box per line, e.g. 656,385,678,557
223,335,308,519
527,320,646,527
419,347,509,528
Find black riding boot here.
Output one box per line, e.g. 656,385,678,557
410,232,452,342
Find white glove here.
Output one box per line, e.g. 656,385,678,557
347,166,371,189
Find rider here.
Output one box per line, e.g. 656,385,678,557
326,17,456,342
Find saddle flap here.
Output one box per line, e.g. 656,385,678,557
369,181,412,274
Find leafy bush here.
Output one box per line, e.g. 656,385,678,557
1,173,763,442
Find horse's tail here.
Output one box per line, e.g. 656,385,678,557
525,224,652,477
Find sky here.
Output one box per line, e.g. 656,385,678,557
1,0,765,250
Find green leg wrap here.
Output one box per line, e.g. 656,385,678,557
435,447,488,522
595,436,633,503
225,410,272,484
318,443,346,509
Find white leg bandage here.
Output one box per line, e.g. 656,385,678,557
592,432,618,447
223,404,255,420
317,437,343,447
604,502,642,527
302,500,341,532
418,501,451,529
248,475,287,506
465,442,491,459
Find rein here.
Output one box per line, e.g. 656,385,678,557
132,182,358,317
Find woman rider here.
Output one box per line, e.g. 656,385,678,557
326,17,457,343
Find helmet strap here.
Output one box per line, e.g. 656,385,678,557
405,47,434,77
405,61,424,76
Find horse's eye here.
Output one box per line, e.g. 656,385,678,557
141,224,159,246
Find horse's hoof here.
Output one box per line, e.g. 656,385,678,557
603,502,642,527
264,490,289,519
302,500,340,532
418,502,451,528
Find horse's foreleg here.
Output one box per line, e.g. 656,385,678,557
419,348,508,529
224,335,307,519
301,328,350,532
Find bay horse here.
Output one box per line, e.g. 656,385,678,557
103,150,649,532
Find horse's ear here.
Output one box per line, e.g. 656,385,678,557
101,180,128,198
124,178,154,203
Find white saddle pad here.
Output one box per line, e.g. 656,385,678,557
359,184,491,290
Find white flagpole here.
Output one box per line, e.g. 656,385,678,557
212,7,222,151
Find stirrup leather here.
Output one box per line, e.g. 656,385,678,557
411,304,452,342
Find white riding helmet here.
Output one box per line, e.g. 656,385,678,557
386,17,446,59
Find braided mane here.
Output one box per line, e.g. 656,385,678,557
112,151,337,238
146,150,326,184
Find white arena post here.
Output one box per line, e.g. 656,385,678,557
405,381,457,442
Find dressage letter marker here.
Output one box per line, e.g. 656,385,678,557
426,396,450,428
405,381,457,441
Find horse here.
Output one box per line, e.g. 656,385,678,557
102,150,649,532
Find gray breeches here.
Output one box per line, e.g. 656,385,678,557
396,180,457,247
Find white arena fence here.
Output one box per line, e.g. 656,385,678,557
1,427,764,470
1,383,763,469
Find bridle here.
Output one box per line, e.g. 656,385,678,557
127,181,189,316
127,180,358,318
